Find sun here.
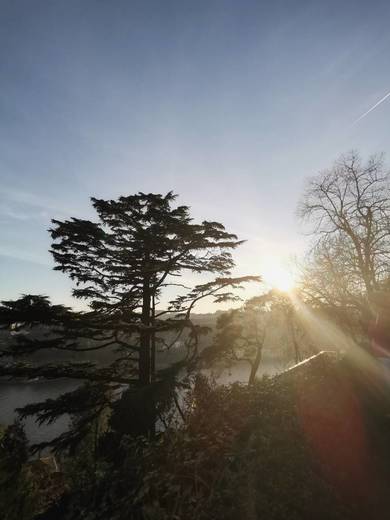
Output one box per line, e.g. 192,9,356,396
261,260,296,293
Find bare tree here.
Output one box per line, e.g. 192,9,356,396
298,152,390,321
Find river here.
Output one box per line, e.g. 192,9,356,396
0,359,287,446
0,379,79,446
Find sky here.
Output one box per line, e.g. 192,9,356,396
1,0,390,311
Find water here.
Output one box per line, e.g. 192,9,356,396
0,359,287,445
0,379,79,446
209,359,287,384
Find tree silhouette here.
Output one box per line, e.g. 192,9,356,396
0,192,259,448
203,294,271,385
203,290,310,384
298,151,390,336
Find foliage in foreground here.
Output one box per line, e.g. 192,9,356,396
0,422,66,520
33,352,390,520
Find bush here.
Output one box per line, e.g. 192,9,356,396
40,354,390,519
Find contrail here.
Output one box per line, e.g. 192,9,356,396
353,90,390,125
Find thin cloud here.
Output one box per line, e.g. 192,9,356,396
353,90,390,125
0,187,77,222
0,248,51,267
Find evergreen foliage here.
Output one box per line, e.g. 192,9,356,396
0,192,259,449
0,422,38,519
37,353,390,520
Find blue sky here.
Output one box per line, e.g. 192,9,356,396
1,0,390,309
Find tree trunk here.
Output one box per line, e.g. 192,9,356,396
139,273,151,386
292,336,301,364
151,294,156,382
286,311,301,364
248,344,263,386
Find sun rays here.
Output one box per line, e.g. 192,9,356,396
261,258,296,293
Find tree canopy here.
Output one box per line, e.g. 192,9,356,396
0,191,259,449
298,151,390,336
